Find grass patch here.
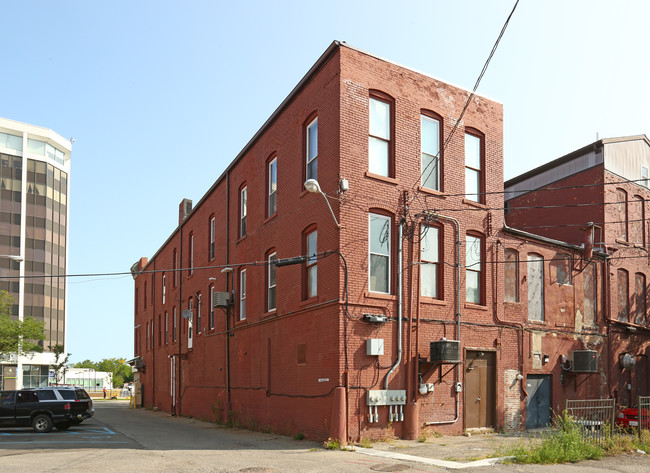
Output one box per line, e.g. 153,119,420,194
293,432,305,440
417,433,428,443
357,438,373,448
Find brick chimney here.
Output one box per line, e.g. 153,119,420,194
179,198,193,225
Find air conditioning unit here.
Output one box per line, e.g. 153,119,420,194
214,291,230,308
133,358,143,369
571,350,598,373
430,340,461,363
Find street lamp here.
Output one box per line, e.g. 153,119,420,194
304,179,340,227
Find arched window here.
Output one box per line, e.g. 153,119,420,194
618,269,629,322
466,232,485,304
421,110,443,191
369,212,392,294
527,253,544,321
369,91,394,178
421,223,442,299
504,249,519,303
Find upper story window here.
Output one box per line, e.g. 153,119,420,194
172,307,177,342
369,213,391,294
583,262,596,327
267,251,277,311
527,253,544,321
164,311,169,344
187,298,194,349
162,274,166,304
465,234,483,304
632,195,645,246
189,233,194,276
209,217,215,260
196,293,202,333
306,118,318,181
635,272,646,325
464,130,484,203
268,156,278,217
554,253,571,285
617,188,628,241
304,228,317,299
504,249,519,303
240,186,248,238
209,285,215,329
369,95,393,177
239,269,247,321
144,281,147,309
173,248,178,287
618,268,629,322
420,224,441,299
421,113,442,191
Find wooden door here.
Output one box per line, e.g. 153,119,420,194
464,350,496,429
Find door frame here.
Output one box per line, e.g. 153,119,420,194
463,348,497,430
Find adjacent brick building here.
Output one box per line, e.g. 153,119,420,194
131,43,647,441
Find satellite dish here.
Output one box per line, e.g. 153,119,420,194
620,353,636,370
182,310,192,320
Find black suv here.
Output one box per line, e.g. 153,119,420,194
0,386,94,432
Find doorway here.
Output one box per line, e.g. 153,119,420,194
464,350,496,429
526,374,551,429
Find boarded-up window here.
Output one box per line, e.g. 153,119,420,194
504,249,518,303
631,196,645,246
635,273,646,325
583,263,596,326
527,254,544,322
554,253,571,285
617,188,628,241
618,269,629,322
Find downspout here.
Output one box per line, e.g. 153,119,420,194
385,219,404,389
152,259,157,408
225,171,232,421
177,222,183,417
427,214,461,425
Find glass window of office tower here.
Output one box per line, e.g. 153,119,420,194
0,153,23,314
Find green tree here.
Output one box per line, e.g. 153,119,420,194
72,357,133,388
72,359,98,369
49,343,70,384
0,291,44,357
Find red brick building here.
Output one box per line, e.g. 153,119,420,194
505,135,650,411
131,42,644,441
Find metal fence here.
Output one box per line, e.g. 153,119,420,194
565,399,614,443
639,396,650,436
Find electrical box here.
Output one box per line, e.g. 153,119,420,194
213,291,231,308
430,340,461,363
571,350,598,372
366,389,406,406
366,339,384,356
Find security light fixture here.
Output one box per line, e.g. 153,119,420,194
304,179,340,228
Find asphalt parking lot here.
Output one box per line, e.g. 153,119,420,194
3,401,650,472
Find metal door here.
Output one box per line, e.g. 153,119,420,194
526,374,551,429
464,350,496,428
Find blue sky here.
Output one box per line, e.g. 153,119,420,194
2,1,649,363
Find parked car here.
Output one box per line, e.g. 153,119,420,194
616,405,650,429
0,387,94,433
29,387,94,425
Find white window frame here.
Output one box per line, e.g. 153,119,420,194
209,217,215,260
306,117,318,181
187,298,193,349
420,224,439,298
642,165,649,188
421,115,441,191
162,274,166,304
465,132,482,203
209,285,215,329
165,311,169,344
240,186,247,237
465,235,482,304
306,229,317,298
369,213,391,294
268,252,277,311
239,269,246,321
268,157,277,217
196,293,202,333
369,97,391,177
172,307,177,342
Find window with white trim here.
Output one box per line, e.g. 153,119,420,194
209,217,215,260
189,233,194,276
306,118,318,181
420,224,440,298
268,157,277,217
465,235,482,304
465,132,483,203
305,229,317,299
239,269,246,321
162,274,166,304
369,213,391,293
421,114,441,191
209,285,215,329
240,186,247,238
268,252,277,311
369,97,391,177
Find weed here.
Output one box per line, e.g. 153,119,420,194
357,438,372,448
323,438,341,450
294,432,305,440
417,432,428,443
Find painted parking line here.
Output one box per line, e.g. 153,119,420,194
0,426,128,445
0,427,115,437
